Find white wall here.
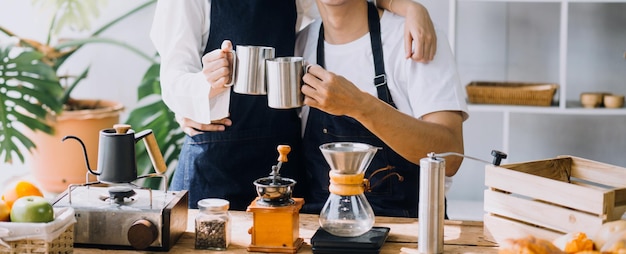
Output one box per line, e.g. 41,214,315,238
2,1,625,205
445,1,626,202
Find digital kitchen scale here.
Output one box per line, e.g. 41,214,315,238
310,226,390,254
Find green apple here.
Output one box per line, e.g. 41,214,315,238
10,196,54,223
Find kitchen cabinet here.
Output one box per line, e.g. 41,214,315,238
445,0,626,203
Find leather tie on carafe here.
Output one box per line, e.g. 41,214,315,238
364,165,404,192
329,165,404,195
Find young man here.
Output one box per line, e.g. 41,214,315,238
297,0,468,217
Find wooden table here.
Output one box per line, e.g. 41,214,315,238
75,210,499,253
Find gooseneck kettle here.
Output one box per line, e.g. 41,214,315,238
62,124,167,184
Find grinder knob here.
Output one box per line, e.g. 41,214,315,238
277,145,291,162
127,219,158,250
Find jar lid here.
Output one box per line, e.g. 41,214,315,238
198,198,229,211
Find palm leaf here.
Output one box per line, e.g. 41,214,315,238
0,45,64,163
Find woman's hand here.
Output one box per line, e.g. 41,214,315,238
404,3,436,62
201,40,234,97
377,0,437,62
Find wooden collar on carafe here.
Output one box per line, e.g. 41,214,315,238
328,171,368,196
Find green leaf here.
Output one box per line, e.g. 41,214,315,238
12,98,50,120
59,66,89,104
125,61,183,188
11,75,65,99
0,44,63,163
137,63,161,100
13,113,53,134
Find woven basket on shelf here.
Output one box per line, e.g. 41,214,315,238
466,81,558,106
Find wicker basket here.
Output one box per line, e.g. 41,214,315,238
466,81,558,106
0,207,75,254
0,225,73,254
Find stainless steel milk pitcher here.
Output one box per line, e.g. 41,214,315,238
226,45,275,95
266,57,306,109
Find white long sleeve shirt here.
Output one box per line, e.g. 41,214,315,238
150,0,317,124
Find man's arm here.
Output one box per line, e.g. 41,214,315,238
302,66,464,176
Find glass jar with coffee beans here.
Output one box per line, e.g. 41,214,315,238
195,198,231,250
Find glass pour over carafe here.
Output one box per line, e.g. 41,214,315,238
318,142,380,237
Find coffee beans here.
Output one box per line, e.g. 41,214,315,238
195,220,228,250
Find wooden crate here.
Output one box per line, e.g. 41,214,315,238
483,156,626,244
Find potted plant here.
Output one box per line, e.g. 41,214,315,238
0,0,157,193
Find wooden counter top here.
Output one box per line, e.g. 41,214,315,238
75,210,499,253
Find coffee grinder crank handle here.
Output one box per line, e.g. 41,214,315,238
271,145,291,184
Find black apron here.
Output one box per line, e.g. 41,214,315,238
302,3,421,217
171,0,306,210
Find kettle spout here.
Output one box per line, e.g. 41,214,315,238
62,136,100,176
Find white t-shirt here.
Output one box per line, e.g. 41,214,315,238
150,0,318,124
295,11,469,192
296,12,468,127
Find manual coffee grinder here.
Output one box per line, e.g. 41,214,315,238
310,142,390,253
247,145,304,254
417,150,507,254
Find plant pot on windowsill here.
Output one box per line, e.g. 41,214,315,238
25,99,124,193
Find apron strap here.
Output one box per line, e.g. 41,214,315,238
316,2,397,107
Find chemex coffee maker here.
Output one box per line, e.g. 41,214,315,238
310,142,391,254
53,124,188,251
247,145,304,253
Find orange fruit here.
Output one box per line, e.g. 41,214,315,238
0,200,9,222
1,180,44,209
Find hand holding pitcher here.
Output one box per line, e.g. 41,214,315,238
225,45,275,95
201,40,234,97
207,41,306,109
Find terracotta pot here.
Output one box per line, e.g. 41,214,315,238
27,99,124,193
